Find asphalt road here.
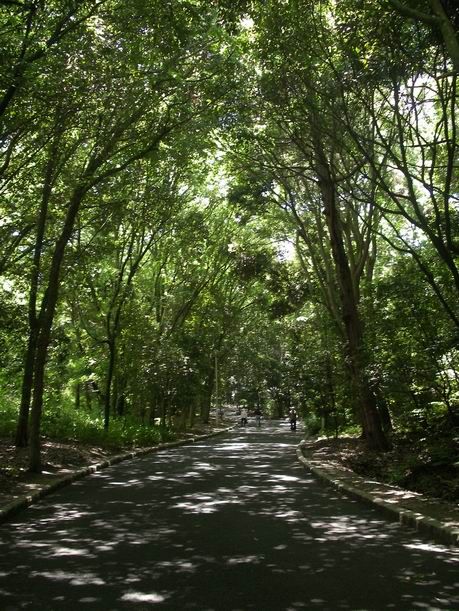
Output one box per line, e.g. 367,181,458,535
1,422,458,610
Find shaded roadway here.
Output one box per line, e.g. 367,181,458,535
0,422,458,610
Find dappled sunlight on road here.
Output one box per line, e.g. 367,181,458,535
0,423,458,609
31,570,106,585
172,491,244,514
121,591,168,603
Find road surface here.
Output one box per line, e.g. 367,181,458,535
1,422,458,610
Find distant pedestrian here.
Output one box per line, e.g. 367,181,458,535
254,407,262,426
289,408,297,431
241,407,248,426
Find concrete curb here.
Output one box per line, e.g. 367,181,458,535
0,425,235,524
296,440,459,547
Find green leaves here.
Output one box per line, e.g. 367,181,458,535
0,0,457,455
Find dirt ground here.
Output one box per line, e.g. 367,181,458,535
0,439,120,505
305,436,459,506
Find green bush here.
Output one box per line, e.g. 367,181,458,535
0,398,175,449
42,404,174,448
0,399,18,438
303,412,322,436
340,424,362,437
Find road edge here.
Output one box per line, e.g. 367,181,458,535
296,439,459,547
0,425,235,524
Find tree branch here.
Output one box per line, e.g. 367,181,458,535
387,0,438,26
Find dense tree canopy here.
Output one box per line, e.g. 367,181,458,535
0,0,457,471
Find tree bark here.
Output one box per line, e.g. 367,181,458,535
104,339,116,430
15,329,37,447
200,371,215,424
28,186,86,472
28,320,52,472
388,0,459,72
313,138,390,452
15,127,60,447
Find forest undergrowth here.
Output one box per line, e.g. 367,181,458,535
311,428,459,505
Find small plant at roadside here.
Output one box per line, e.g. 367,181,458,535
0,400,175,451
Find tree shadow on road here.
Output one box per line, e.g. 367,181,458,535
1,425,458,610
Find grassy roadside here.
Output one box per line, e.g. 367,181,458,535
0,402,224,508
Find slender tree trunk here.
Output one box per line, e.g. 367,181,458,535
15,330,37,446
177,403,187,432
160,396,166,427
189,397,197,429
75,381,81,409
430,0,459,73
104,304,124,426
378,398,393,433
29,318,54,472
84,382,92,410
314,140,390,452
104,339,116,430
200,370,215,424
15,132,59,447
28,186,86,472
324,354,339,437
149,386,158,425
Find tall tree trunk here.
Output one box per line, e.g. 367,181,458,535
200,370,215,424
189,397,197,429
430,0,459,74
104,339,116,430
314,140,390,452
15,131,59,447
75,381,81,410
28,186,86,472
377,398,393,433
15,330,37,447
159,395,166,428
84,382,92,410
28,317,54,472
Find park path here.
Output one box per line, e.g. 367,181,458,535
0,422,458,610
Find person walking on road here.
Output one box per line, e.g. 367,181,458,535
254,407,262,427
240,407,248,426
289,407,297,431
